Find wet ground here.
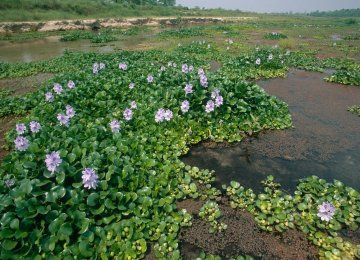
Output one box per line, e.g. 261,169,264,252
182,69,360,193
0,73,53,95
178,198,318,259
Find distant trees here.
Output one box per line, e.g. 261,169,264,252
308,8,360,17
114,0,175,6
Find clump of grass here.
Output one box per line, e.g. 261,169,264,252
264,32,288,40
279,38,296,49
60,30,93,41
348,105,360,116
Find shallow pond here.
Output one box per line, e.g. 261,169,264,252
182,69,360,193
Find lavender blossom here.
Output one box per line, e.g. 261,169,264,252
215,95,224,107
119,63,128,71
198,68,205,76
123,108,133,121
16,123,26,135
317,202,336,222
155,108,165,123
205,100,215,113
181,100,190,113
53,83,63,95
67,80,75,89
30,121,41,133
129,82,135,89
189,65,194,72
57,114,70,127
4,179,15,188
93,63,99,74
182,64,189,73
99,63,105,70
45,92,54,102
45,151,62,174
211,88,220,99
14,136,29,151
65,105,76,118
130,101,137,109
82,168,99,189
163,109,173,121
109,120,120,133
200,74,208,88
255,58,261,65
268,54,273,60
184,84,193,95
147,75,154,83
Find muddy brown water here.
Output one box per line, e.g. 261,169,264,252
182,69,360,193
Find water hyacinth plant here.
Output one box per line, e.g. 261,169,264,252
0,46,357,259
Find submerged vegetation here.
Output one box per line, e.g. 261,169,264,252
348,105,360,116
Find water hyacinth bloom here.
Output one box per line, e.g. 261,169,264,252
317,202,336,222
14,136,29,151
119,63,127,71
4,179,15,188
67,80,75,89
163,109,173,121
16,123,26,135
65,105,76,118
45,151,62,173
45,92,54,102
93,63,99,74
53,83,63,95
123,108,133,121
155,108,165,123
211,88,220,99
129,82,135,89
198,68,205,76
160,66,166,71
30,121,41,133
184,84,193,95
181,100,190,113
268,54,273,60
130,101,137,109
82,168,99,189
255,58,261,65
147,75,154,83
215,95,224,107
109,120,120,133
200,74,208,88
182,64,189,73
57,114,70,127
99,63,105,70
205,100,215,113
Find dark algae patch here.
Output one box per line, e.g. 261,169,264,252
178,198,318,259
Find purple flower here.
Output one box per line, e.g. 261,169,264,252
53,83,63,95
147,75,154,83
65,105,76,118
16,123,26,135
317,202,336,222
268,54,273,60
119,63,128,71
255,58,261,65
155,108,165,123
14,136,29,151
181,100,190,113
4,179,15,188
163,109,173,121
215,95,224,107
99,63,105,70
198,68,205,76
123,108,133,121
67,80,75,89
57,114,70,127
129,82,135,89
130,101,137,109
45,92,54,102
109,120,120,133
189,65,194,72
211,88,220,99
93,63,99,74
30,121,41,133
184,84,193,95
45,151,62,174
200,74,208,88
82,168,99,189
205,100,215,113
182,64,189,73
